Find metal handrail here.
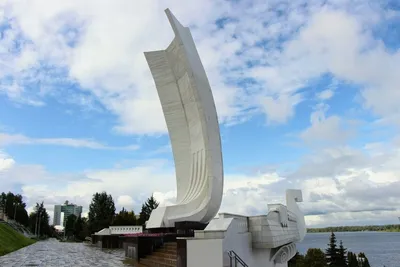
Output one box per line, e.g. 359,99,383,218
228,250,249,267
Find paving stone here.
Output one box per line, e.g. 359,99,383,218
0,238,129,267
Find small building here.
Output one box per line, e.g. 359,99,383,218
92,225,143,249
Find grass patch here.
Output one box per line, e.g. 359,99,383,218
0,223,36,256
122,258,136,266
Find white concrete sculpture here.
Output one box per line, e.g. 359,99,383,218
145,9,223,228
184,189,306,267
286,189,306,241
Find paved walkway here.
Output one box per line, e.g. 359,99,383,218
0,238,130,267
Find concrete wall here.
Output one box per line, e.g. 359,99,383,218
222,217,252,266
249,214,300,249
180,188,305,267
205,215,294,267
189,228,289,267
222,218,288,267
187,238,223,267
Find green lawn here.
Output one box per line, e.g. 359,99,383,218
0,223,36,256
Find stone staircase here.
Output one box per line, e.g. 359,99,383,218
139,242,177,267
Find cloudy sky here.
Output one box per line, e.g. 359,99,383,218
0,0,399,227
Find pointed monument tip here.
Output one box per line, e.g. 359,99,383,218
164,8,173,18
164,8,174,21
164,8,183,35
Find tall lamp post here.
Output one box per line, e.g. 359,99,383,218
3,198,7,219
38,212,42,238
35,211,42,238
0,196,4,220
13,203,19,220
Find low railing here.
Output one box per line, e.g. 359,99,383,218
228,250,249,267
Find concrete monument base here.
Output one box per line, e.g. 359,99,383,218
123,190,306,267
175,190,306,267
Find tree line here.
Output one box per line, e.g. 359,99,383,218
63,191,159,241
289,232,371,267
1,191,159,241
307,225,400,233
0,192,55,238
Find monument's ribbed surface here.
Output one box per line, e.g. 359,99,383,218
145,9,223,228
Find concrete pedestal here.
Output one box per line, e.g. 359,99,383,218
123,221,207,263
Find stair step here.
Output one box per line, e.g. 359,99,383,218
158,247,176,253
152,251,176,259
136,241,178,267
150,254,177,263
140,257,176,267
163,242,177,248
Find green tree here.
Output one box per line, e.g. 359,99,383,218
48,225,57,238
29,202,50,237
347,252,358,267
73,216,88,241
138,195,159,226
65,214,77,238
0,192,30,226
304,248,328,267
325,232,340,267
88,192,116,233
358,252,371,267
113,208,137,226
337,240,348,267
288,252,305,267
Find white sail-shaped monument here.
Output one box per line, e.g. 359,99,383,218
145,9,223,228
116,9,307,267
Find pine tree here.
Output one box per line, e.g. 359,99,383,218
29,202,51,237
65,214,77,238
325,232,340,267
288,252,305,267
73,215,85,241
347,252,358,267
113,207,137,226
88,192,116,233
138,195,159,226
358,253,371,267
337,240,348,267
304,248,328,267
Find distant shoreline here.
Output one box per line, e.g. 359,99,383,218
307,224,400,233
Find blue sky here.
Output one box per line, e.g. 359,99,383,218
0,0,399,227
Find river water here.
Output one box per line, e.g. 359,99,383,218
297,232,400,267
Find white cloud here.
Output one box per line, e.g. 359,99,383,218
0,0,397,135
2,135,399,227
0,150,15,171
278,8,400,124
117,195,135,210
300,104,354,146
0,0,399,228
0,0,248,135
317,89,334,101
306,210,400,227
259,93,303,124
0,133,139,150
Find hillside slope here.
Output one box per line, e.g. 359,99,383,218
0,223,36,256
